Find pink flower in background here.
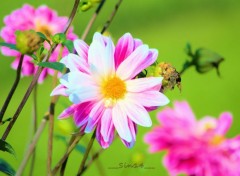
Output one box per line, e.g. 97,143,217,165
0,4,77,83
51,32,169,148
144,101,240,176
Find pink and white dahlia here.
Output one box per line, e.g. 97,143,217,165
51,32,169,148
0,4,77,82
144,101,240,176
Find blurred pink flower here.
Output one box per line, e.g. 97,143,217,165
51,32,169,148
144,101,240,176
0,4,77,83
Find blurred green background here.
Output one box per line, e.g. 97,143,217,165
0,0,240,175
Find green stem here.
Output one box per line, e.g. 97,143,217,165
0,54,24,122
29,85,38,176
101,0,123,34
16,114,49,176
1,47,54,141
81,148,104,175
81,0,106,40
51,133,84,175
179,60,194,75
77,130,96,176
64,0,81,34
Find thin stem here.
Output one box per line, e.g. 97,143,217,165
47,44,64,176
16,114,49,176
0,54,24,122
81,0,106,40
77,130,96,176
29,85,38,176
59,135,76,176
179,61,194,75
101,0,123,34
64,0,81,34
81,149,104,175
51,134,84,175
1,46,54,141
47,101,55,176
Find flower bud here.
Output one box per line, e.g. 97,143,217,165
90,0,102,3
146,62,181,92
51,33,66,44
79,1,93,12
194,48,224,76
16,30,43,54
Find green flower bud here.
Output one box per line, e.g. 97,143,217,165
51,33,66,44
90,0,102,3
16,30,43,54
194,48,224,76
80,1,93,12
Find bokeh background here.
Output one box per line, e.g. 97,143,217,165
0,0,240,175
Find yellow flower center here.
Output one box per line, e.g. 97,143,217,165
37,25,52,38
35,20,53,39
210,134,225,146
101,76,126,107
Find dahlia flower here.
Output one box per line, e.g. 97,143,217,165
0,4,77,82
51,32,169,148
144,101,240,176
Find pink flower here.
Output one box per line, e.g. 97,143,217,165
51,32,169,148
144,101,240,176
0,4,77,83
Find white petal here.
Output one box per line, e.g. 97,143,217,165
116,45,149,80
60,54,89,73
69,85,100,104
112,103,132,142
119,100,152,127
85,100,104,133
73,39,89,61
126,77,163,92
50,84,67,96
103,38,115,75
100,108,113,142
88,36,115,78
127,91,170,107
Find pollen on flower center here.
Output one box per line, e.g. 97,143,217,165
38,25,52,38
101,76,127,101
210,134,225,145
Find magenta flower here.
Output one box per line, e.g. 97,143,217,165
51,32,169,148
144,101,240,176
0,4,77,82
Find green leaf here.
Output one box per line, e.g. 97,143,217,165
0,42,18,51
63,40,74,53
29,54,38,61
75,144,86,154
36,32,51,44
0,140,15,156
36,32,47,41
0,118,12,126
38,62,66,72
0,159,15,176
